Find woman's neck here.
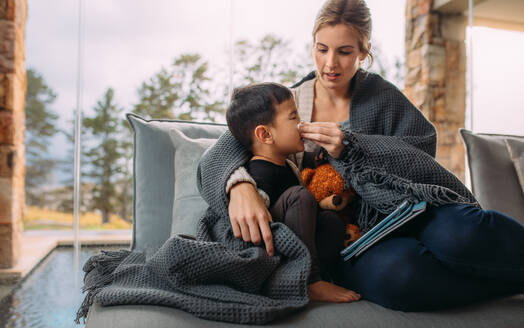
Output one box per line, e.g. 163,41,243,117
315,78,351,105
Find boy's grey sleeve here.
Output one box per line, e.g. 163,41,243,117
225,167,269,207
256,188,271,208
225,166,257,195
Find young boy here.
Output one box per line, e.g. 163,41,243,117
226,82,361,303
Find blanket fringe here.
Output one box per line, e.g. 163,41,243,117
334,129,480,234
74,249,131,324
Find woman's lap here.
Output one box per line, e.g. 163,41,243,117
411,203,524,281
338,202,524,311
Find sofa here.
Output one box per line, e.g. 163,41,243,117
83,114,524,327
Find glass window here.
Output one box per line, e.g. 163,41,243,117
14,1,407,326
469,26,524,136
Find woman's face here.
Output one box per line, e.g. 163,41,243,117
313,23,367,91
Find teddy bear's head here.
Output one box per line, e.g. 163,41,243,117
301,163,356,211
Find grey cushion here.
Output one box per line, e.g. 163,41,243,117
505,139,524,197
126,113,227,251
459,129,524,225
86,294,524,328
168,128,218,237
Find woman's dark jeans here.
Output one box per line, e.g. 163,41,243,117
326,203,524,311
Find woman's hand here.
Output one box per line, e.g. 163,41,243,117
299,122,346,159
228,182,275,256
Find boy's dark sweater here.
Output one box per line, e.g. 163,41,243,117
246,159,300,208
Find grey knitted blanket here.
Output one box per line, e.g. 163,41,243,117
318,69,482,233
75,205,312,324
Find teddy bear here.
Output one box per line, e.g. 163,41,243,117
301,163,361,248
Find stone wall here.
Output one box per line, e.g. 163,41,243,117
0,0,27,269
403,0,468,182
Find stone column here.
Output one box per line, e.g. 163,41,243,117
0,0,27,269
403,0,468,182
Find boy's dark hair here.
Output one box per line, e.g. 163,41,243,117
226,82,293,150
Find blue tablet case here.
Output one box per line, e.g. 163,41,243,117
340,200,427,262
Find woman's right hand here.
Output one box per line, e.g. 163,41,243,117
228,182,275,256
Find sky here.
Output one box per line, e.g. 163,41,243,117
25,0,405,144
24,0,524,185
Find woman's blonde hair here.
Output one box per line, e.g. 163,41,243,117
312,0,373,67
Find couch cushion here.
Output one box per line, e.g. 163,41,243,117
168,128,217,237
459,129,524,225
85,294,524,328
126,113,227,251
505,138,524,197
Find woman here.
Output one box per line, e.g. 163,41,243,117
197,0,524,311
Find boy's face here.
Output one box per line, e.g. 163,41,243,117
267,98,305,155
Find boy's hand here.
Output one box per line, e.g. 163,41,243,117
229,182,275,256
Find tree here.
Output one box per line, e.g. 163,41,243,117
231,34,313,87
133,53,225,122
24,68,60,207
82,88,125,224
